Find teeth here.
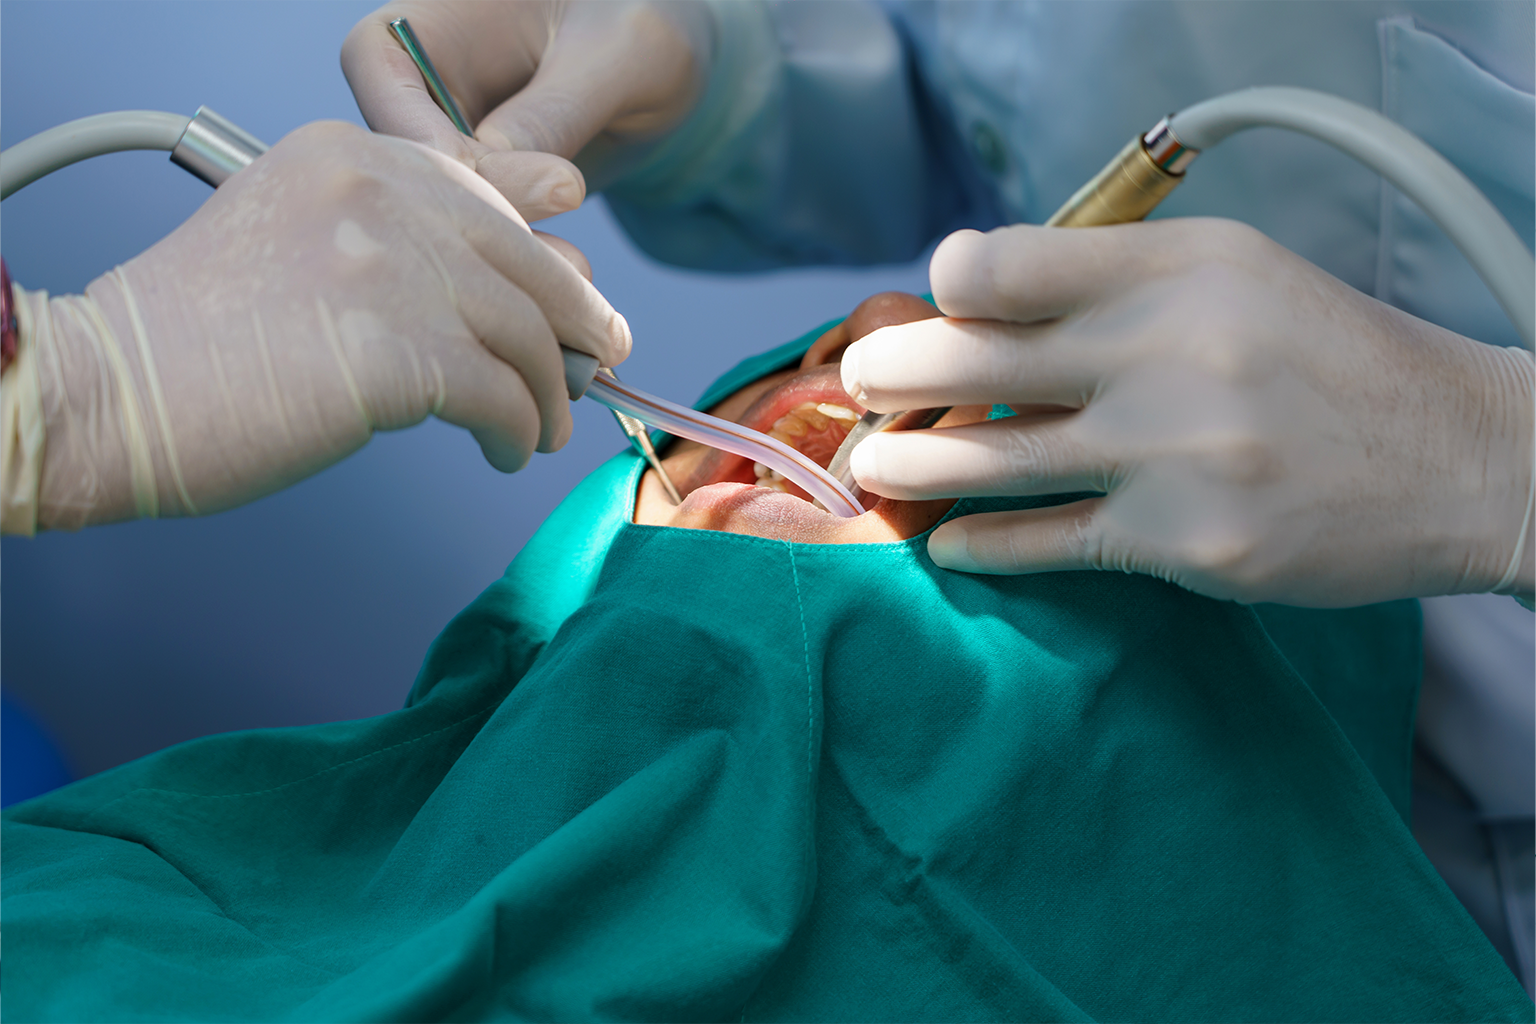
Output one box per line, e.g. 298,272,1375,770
752,462,783,484
771,414,809,438
818,403,860,423
750,401,860,495
769,401,859,441
799,406,831,431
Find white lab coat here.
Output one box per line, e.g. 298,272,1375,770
602,0,1535,825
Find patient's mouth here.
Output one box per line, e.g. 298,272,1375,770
642,293,952,532
679,363,867,506
751,401,861,492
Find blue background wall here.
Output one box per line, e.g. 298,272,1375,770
0,0,929,779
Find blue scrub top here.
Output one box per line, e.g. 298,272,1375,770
603,0,1534,351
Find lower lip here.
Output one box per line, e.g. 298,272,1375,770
676,481,848,524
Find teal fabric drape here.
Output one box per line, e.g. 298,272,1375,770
5,327,1528,1022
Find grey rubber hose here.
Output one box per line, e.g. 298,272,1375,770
1170,87,1534,349
1,111,192,200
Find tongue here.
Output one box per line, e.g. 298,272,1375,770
792,424,852,471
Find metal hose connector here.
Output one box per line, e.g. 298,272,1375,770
1,107,268,200
1045,117,1198,229
170,107,268,188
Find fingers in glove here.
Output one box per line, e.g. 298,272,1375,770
533,231,593,282
343,4,586,219
477,151,586,221
451,259,574,454
341,5,480,166
474,68,622,160
849,415,1110,500
405,140,631,367
840,316,1106,414
928,499,1263,600
472,3,699,160
929,220,1238,323
441,350,545,474
449,189,631,368
926,501,1106,575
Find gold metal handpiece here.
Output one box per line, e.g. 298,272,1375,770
1046,117,1195,227
826,117,1201,502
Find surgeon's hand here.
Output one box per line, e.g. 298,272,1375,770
839,220,1535,607
15,121,630,531
341,1,711,210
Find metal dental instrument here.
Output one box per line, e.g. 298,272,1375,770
387,18,474,136
389,16,687,504
826,117,1199,506
603,372,683,504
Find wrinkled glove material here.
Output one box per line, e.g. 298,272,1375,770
4,327,1530,1022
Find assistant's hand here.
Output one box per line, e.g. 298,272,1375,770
12,121,630,531
839,221,1535,607
341,1,711,209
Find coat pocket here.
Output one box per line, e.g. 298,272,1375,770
1377,15,1534,349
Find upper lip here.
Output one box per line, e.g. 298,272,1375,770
674,363,865,499
738,363,864,437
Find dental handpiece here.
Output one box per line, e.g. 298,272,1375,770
394,18,865,516
825,117,1198,504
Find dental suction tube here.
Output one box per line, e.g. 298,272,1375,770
584,374,867,518
1167,87,1534,349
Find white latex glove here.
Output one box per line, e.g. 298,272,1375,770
3,120,630,533
840,221,1536,608
341,0,712,205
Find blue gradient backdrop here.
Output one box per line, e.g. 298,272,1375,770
0,0,929,778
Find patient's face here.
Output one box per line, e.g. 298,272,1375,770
633,293,991,543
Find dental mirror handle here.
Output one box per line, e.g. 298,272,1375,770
562,348,600,400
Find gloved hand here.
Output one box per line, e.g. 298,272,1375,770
4,120,630,533
839,220,1536,607
341,0,712,209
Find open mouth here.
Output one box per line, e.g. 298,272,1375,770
675,363,866,506
633,294,964,539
